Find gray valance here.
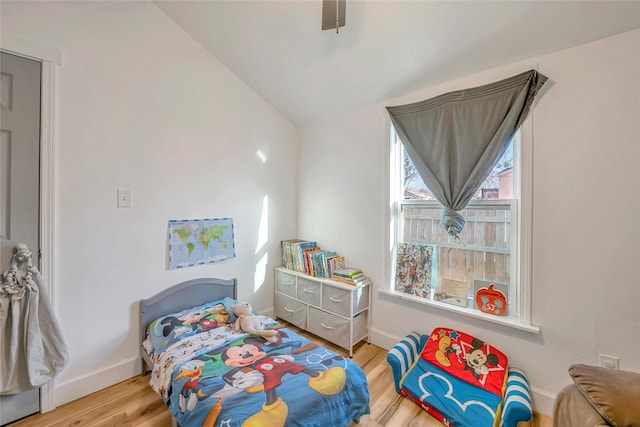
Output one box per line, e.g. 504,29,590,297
386,69,548,238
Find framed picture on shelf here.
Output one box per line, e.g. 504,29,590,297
395,243,433,298
434,277,469,307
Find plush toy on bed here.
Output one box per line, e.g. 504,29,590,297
232,302,278,343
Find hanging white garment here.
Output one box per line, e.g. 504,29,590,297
0,244,68,395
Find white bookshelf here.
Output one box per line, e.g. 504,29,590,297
274,267,371,357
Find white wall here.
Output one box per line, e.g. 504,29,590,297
1,1,298,406
299,29,640,416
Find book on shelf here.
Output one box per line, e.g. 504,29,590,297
326,255,346,278
332,275,371,286
281,239,317,272
308,250,325,277
296,241,318,272
333,267,363,278
281,239,303,270
280,240,364,282
337,271,364,281
279,239,294,270
319,251,336,278
302,246,322,275
321,252,342,278
309,250,337,278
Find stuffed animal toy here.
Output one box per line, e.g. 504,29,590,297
232,302,278,343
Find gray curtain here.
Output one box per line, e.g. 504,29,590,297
387,69,548,238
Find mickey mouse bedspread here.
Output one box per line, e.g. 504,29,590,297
143,311,370,427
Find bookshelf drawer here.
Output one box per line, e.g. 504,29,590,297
296,277,321,306
275,293,306,329
322,286,352,317
353,285,370,314
307,307,350,349
275,270,297,298
353,311,368,343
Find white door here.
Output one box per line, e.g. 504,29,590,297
0,51,41,425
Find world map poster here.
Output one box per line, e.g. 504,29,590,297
168,217,236,269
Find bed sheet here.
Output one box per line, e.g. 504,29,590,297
144,315,370,427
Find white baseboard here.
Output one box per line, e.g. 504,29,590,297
369,327,556,417
369,326,403,350
262,306,275,318
530,386,555,417
54,356,141,407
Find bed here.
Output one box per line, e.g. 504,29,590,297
140,277,370,427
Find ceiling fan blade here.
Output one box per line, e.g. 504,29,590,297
322,0,346,31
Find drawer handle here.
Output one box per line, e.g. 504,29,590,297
283,307,294,313
321,323,334,329
281,279,294,287
329,296,343,303
303,288,316,294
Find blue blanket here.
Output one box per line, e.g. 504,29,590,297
145,319,369,427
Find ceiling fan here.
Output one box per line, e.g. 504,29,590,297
322,0,346,33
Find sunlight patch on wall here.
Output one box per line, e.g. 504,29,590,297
254,195,269,292
256,195,269,253
256,150,267,164
254,252,268,293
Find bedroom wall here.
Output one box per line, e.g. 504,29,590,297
298,28,640,416
1,1,298,406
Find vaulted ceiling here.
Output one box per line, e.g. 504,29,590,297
154,1,640,126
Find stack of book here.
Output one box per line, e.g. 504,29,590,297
308,250,345,278
331,267,371,286
280,239,368,283
281,239,317,272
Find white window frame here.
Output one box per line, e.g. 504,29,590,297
383,116,539,334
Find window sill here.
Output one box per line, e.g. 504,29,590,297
378,289,540,334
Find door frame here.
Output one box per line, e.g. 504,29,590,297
1,34,61,413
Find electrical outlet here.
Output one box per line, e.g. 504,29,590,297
599,353,619,370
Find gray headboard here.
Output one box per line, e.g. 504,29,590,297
140,277,237,346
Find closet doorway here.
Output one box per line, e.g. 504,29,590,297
0,51,42,425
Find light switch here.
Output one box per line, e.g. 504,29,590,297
117,189,133,208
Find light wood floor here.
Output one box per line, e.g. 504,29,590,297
8,324,552,427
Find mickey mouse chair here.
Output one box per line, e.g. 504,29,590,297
387,327,533,427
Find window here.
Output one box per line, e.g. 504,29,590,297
388,119,537,332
